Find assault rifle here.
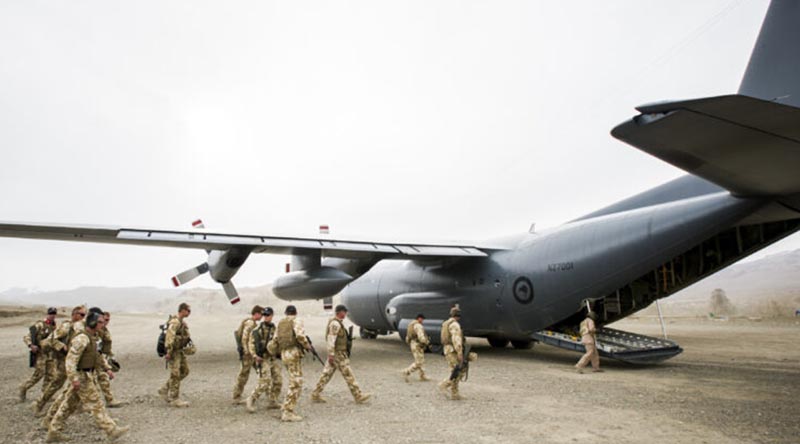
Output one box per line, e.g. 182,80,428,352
28,325,38,368
345,326,354,358
305,335,324,367
449,344,471,382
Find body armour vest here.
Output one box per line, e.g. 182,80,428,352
441,318,455,346
276,318,298,350
328,318,348,352
76,332,100,370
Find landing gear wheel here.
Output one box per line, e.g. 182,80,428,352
487,337,510,348
510,340,534,350
359,327,378,339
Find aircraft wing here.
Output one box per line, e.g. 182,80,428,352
0,221,492,258
611,94,800,198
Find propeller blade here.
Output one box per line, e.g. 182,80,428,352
192,219,205,229
323,297,333,311
171,263,210,287
222,281,240,305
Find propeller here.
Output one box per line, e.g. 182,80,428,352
170,219,243,305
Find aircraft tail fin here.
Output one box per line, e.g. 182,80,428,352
739,0,800,108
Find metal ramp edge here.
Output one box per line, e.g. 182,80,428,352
532,327,683,365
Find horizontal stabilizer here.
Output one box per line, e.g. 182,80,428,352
612,94,800,197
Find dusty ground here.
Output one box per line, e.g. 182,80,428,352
0,311,798,444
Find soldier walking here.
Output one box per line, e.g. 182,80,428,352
158,303,194,407
401,313,430,382
438,307,468,400
96,311,123,408
575,311,603,373
33,306,86,416
19,307,58,402
45,312,129,443
310,304,371,404
245,307,282,412
267,305,310,422
233,305,263,404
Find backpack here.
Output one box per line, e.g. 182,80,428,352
156,317,170,357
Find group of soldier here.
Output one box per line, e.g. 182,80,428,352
23,300,579,439
20,305,129,443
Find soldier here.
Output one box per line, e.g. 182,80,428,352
96,311,123,407
401,313,430,382
310,304,371,404
245,307,282,413
19,307,58,402
267,305,310,422
232,305,263,404
39,308,88,427
45,312,129,443
158,303,194,407
33,306,87,416
438,307,467,400
575,311,603,373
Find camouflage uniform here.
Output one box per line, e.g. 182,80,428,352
232,317,257,401
34,320,79,413
439,316,466,399
311,317,368,402
96,327,119,405
47,330,127,441
268,315,309,420
246,321,282,410
402,320,430,381
41,321,85,423
575,316,600,372
20,319,56,401
159,316,191,403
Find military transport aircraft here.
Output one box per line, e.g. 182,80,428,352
1,0,799,363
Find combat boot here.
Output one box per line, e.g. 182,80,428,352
437,380,450,395
231,396,245,406
280,411,303,422
310,393,328,403
354,393,371,404
450,393,464,401
108,425,130,441
18,387,27,403
157,386,168,401
401,370,410,383
169,399,190,408
592,369,604,373
106,400,124,408
245,396,256,413
45,430,69,443
419,373,430,382
266,400,281,410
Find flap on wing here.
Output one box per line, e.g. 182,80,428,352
0,221,495,258
612,94,800,197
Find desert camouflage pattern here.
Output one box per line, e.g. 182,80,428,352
162,317,191,401
269,316,307,414
576,317,600,370
248,357,283,405
36,320,84,411
233,318,257,400
19,319,55,394
97,327,117,403
403,321,429,379
48,332,119,436
439,317,465,398
311,319,364,399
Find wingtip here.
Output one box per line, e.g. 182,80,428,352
171,276,181,287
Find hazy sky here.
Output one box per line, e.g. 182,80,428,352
1,0,792,292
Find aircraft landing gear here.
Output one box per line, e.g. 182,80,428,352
510,340,534,350
487,337,510,348
359,327,379,339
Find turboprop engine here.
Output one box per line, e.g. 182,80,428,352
169,220,250,304
272,250,354,301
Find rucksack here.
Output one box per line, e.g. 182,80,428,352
156,317,170,357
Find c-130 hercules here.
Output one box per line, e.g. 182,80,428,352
2,1,799,364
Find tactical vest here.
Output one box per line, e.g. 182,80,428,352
235,318,250,343
276,317,299,350
253,322,275,357
171,317,190,349
328,318,348,352
65,321,84,348
441,318,456,346
34,320,55,344
406,320,419,344
76,332,100,370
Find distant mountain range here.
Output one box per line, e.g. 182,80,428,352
2,249,798,316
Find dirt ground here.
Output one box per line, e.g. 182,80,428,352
0,311,798,444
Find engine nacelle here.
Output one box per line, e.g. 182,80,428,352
207,248,250,283
272,266,354,301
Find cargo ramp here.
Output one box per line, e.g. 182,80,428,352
532,328,682,364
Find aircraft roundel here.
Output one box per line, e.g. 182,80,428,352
512,277,534,304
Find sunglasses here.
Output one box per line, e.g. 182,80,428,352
78,313,86,317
